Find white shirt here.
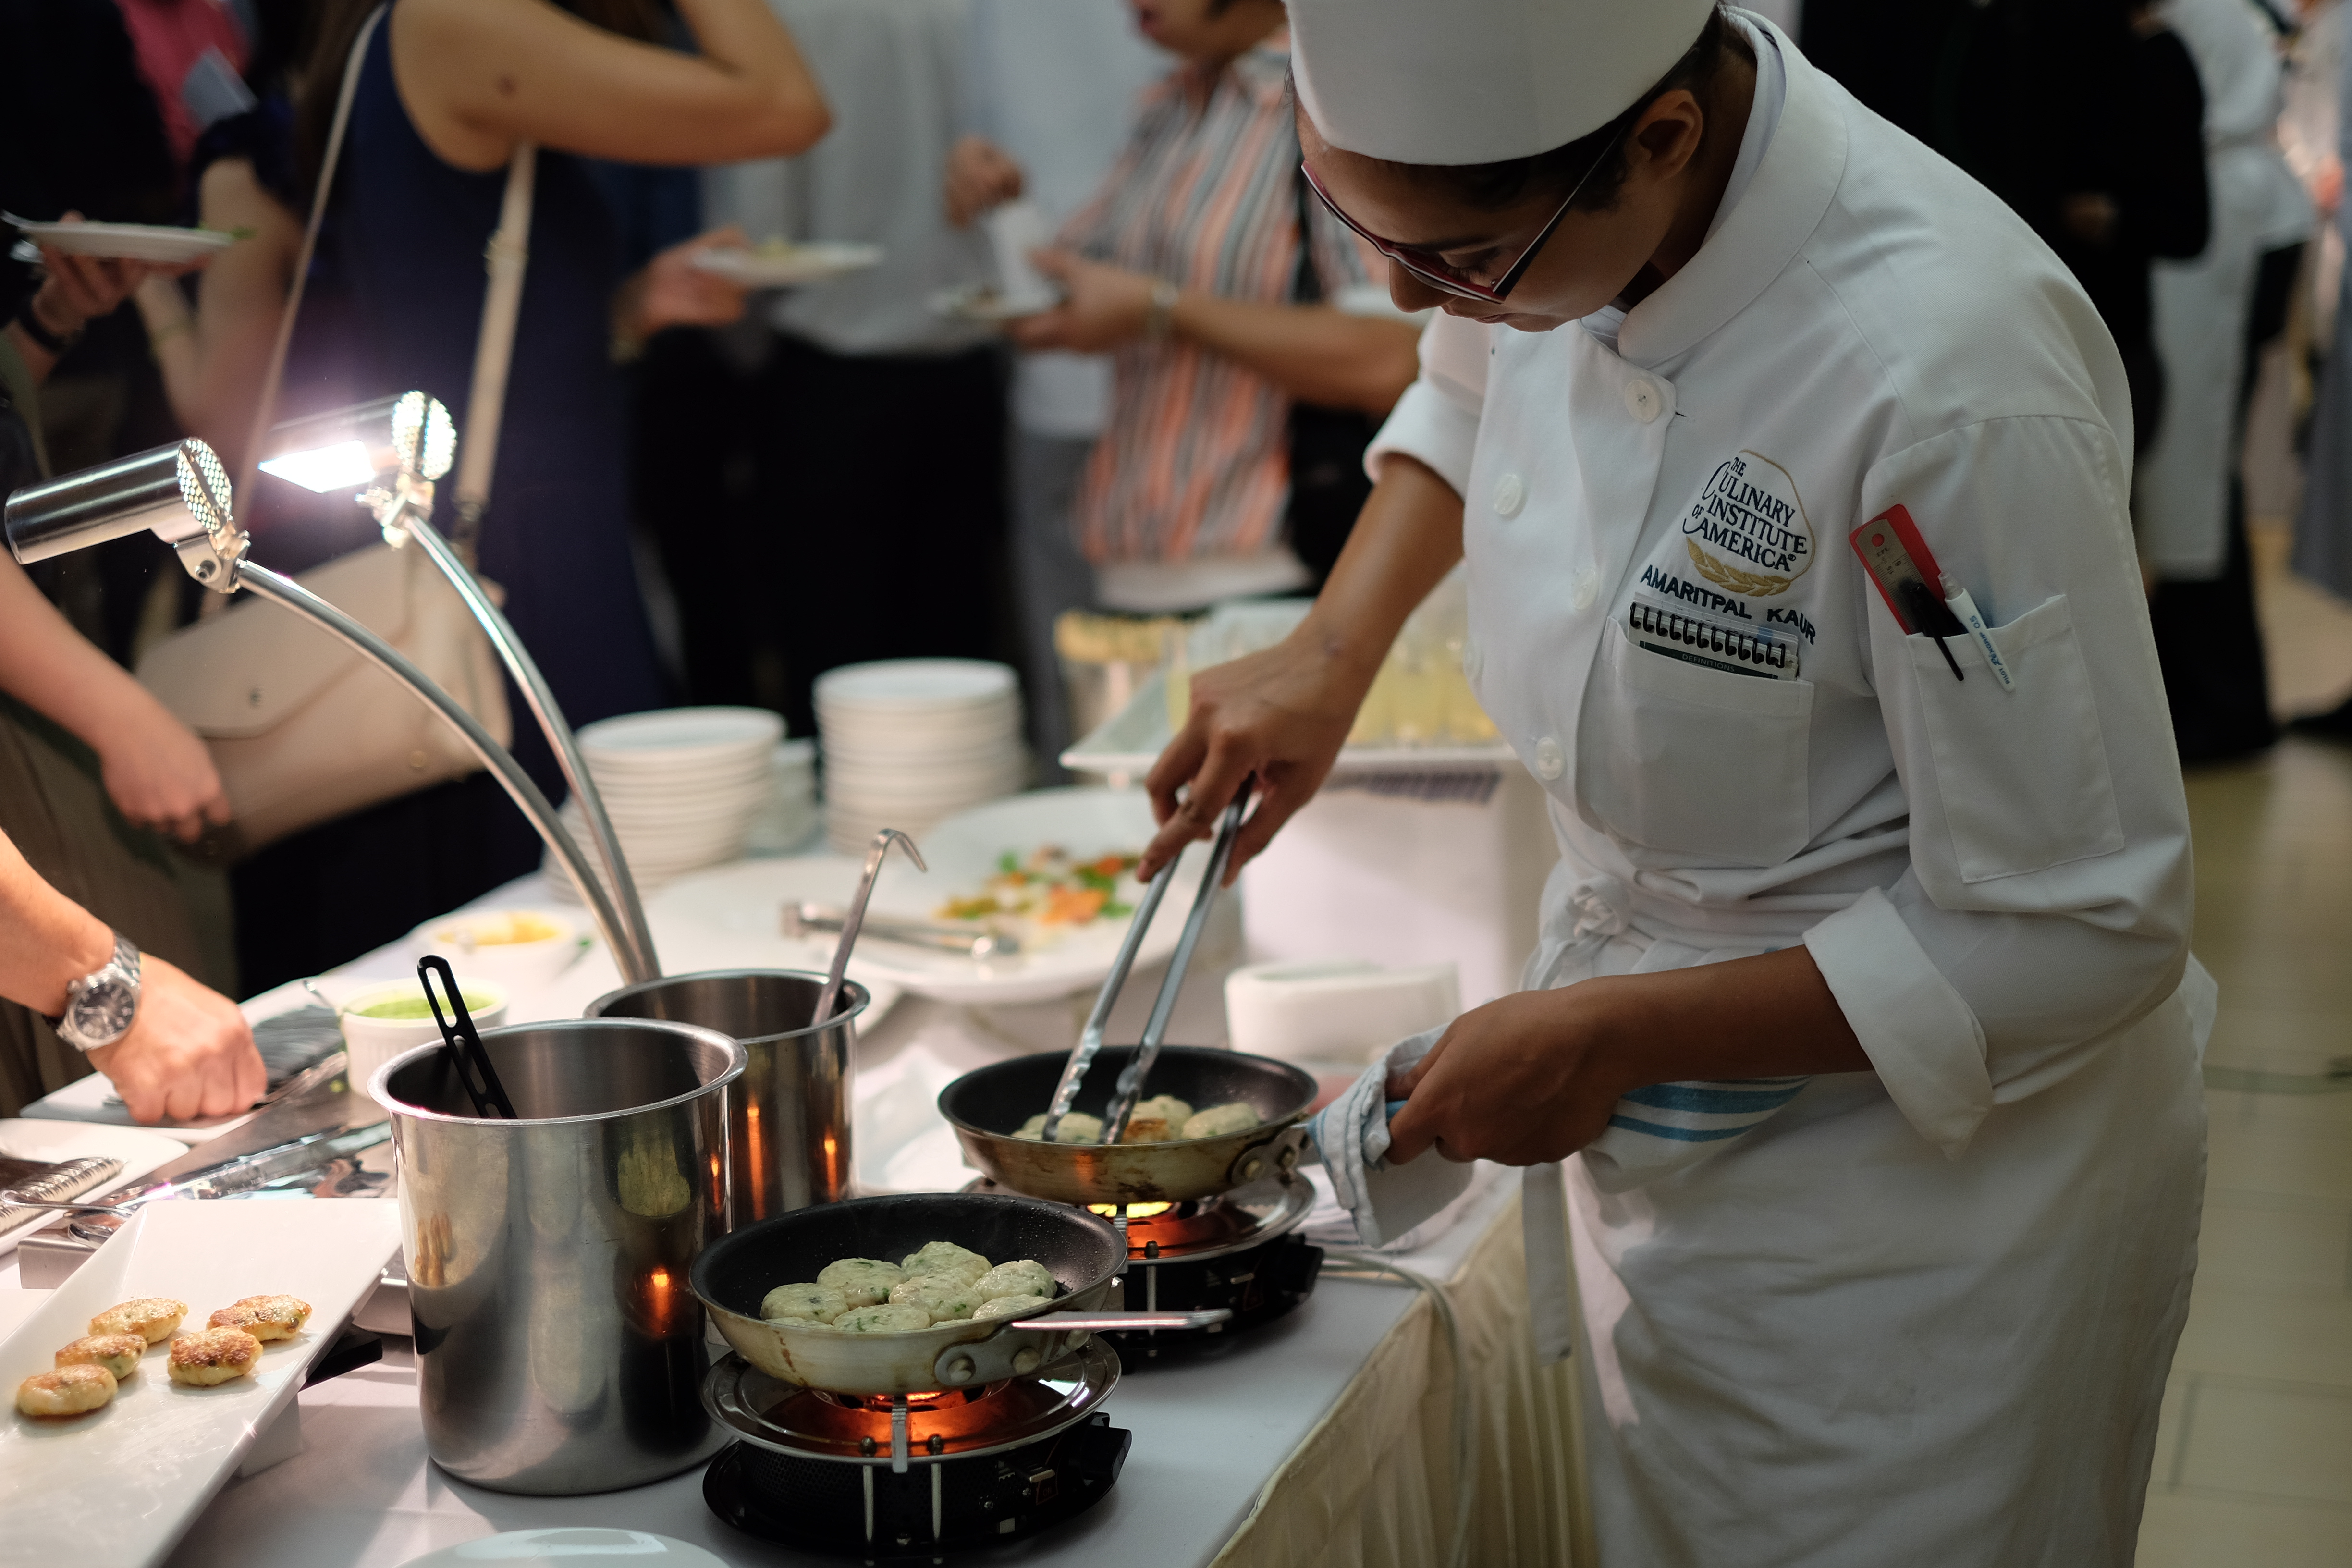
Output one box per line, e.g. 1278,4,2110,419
1370,17,2205,1563
706,0,994,357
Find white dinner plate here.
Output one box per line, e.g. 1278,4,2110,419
0,1120,185,1257
687,242,881,288
814,658,1016,710
925,281,1061,323
843,787,1206,1004
9,219,238,263
0,1200,402,1568
396,1531,731,1568
578,705,781,760
636,858,905,1023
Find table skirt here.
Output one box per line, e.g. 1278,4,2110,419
1213,1191,1593,1568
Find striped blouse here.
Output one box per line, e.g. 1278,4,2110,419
1060,41,1374,565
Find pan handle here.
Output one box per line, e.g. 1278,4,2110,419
933,1308,1234,1385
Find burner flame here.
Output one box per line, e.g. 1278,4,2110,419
1087,1201,1175,1220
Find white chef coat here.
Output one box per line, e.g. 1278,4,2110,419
2141,0,2315,578
1369,16,2207,1566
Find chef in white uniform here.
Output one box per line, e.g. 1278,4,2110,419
1139,3,2212,1563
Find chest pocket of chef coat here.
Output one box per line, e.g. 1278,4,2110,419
1577,619,1815,867
1906,593,2125,882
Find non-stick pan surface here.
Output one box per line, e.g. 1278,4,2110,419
691,1192,1124,1393
939,1046,1317,1205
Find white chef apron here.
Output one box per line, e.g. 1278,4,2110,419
1524,817,2210,1568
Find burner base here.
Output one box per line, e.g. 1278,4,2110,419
704,1414,1130,1562
1108,1232,1323,1367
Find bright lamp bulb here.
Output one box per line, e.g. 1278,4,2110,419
258,440,376,494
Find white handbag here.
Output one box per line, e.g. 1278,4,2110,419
138,4,538,857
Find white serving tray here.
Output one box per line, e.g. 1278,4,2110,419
0,1200,401,1568
1060,665,1515,778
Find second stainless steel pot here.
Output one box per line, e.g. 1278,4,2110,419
586,969,862,1226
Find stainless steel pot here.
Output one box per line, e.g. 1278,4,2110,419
691,1192,1136,1394
939,1045,1318,1205
586,969,862,1226
376,1018,745,1495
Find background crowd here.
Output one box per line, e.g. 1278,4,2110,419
0,0,2348,1121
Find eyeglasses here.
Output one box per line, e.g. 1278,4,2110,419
1300,122,1628,304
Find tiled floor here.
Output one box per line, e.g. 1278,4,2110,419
2134,524,2352,1565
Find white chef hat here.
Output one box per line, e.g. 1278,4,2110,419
1290,0,1719,166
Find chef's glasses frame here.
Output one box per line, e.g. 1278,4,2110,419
1300,119,1630,304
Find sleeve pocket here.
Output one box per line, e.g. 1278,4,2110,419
1906,594,2125,883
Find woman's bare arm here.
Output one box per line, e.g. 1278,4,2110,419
392,0,830,172
135,159,302,471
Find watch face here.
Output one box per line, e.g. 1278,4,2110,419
70,980,137,1044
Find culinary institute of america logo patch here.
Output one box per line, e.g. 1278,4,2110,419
1680,451,1813,598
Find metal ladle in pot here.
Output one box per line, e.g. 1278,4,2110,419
812,828,925,1026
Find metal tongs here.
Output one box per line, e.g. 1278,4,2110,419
1041,776,1254,1144
783,901,1017,960
419,954,516,1119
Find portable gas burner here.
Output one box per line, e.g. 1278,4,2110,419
702,1335,1127,1562
964,1175,1323,1364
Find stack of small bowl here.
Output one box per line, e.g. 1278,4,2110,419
815,660,1026,853
544,707,784,900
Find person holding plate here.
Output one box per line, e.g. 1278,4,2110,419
1140,2,2205,1560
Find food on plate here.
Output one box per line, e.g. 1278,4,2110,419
16,1363,116,1417
833,1303,933,1334
761,1283,848,1324
1013,1098,1260,1143
898,1241,990,1286
938,846,1141,933
1015,1111,1103,1144
90,1296,186,1343
815,1257,905,1307
973,1259,1054,1300
1183,1102,1263,1139
436,911,565,947
207,1294,312,1342
55,1333,147,1379
167,1327,263,1386
889,1275,985,1321
781,1245,1059,1333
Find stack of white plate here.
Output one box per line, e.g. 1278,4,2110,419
815,660,1026,853
541,707,784,901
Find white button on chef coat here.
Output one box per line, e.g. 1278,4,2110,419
1492,471,1525,516
1365,18,2202,1567
1568,565,1599,610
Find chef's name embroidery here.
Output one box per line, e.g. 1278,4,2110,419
1638,564,1819,642
1680,450,1813,598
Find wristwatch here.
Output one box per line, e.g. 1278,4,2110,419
47,934,143,1053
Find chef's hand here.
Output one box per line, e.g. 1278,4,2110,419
944,135,1024,227
1139,630,1375,882
1002,250,1152,352
1382,987,1635,1166
84,957,267,1125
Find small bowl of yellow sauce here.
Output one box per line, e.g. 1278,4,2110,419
412,908,585,988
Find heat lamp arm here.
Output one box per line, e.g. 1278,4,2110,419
391,508,659,978
233,562,657,983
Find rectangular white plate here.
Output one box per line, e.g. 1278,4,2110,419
12,220,236,263
0,1120,185,1257
1060,664,1515,776
0,1200,401,1567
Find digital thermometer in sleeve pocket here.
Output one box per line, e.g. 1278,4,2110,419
1849,506,1972,683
